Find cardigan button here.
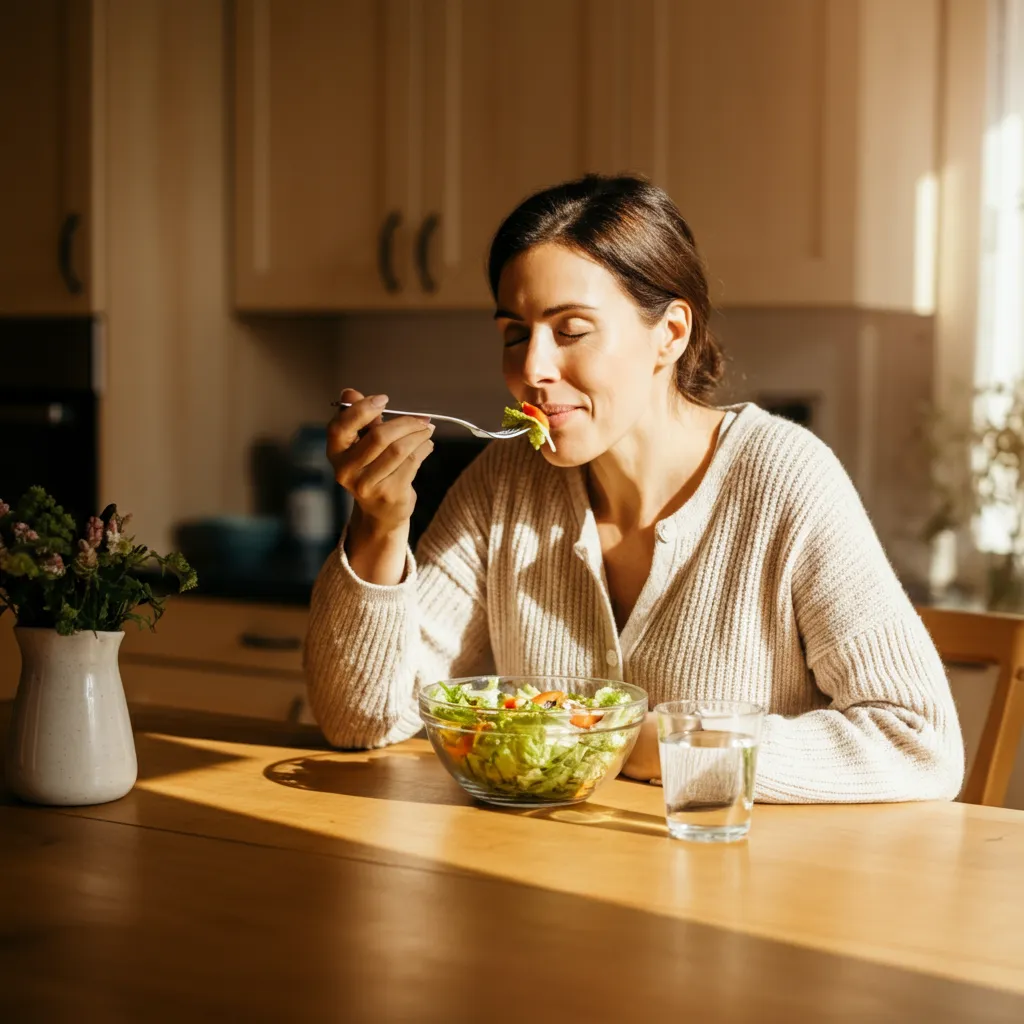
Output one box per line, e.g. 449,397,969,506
605,649,619,668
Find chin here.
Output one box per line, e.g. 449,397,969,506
538,439,600,469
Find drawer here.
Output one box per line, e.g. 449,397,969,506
120,660,316,724
120,596,309,675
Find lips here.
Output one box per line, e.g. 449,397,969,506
538,404,584,429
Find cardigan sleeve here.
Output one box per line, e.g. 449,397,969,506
303,446,497,749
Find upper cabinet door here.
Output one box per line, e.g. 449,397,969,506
0,0,102,315
234,0,415,310
619,0,939,310
417,0,620,308
617,0,852,307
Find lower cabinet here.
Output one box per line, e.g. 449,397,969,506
0,597,317,726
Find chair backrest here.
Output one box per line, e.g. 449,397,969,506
916,605,1024,806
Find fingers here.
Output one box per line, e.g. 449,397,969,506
327,389,389,455
383,435,435,490
353,426,435,493
348,414,432,465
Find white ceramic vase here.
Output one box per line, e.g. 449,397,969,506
6,628,137,805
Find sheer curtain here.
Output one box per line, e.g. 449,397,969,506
973,0,1024,555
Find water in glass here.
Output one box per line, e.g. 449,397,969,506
659,729,758,842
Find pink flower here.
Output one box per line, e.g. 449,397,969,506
13,522,38,543
84,516,104,549
75,540,98,571
40,553,65,578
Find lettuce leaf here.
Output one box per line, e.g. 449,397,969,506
501,406,556,452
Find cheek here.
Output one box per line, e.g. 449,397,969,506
501,350,523,391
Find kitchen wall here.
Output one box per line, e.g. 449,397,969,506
335,306,935,588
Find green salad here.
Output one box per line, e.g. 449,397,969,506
423,679,641,802
501,402,555,452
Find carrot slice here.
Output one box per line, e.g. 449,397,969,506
531,690,566,709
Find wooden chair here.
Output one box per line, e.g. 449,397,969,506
917,606,1024,806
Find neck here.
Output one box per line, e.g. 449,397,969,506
587,394,725,530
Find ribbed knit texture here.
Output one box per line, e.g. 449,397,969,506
304,403,965,803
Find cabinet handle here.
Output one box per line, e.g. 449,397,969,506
0,402,71,426
58,213,84,295
415,213,440,293
377,211,402,293
238,632,303,652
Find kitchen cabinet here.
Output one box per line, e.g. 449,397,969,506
415,0,614,306
612,0,941,310
234,0,407,310
118,597,316,724
0,0,104,314
233,0,621,310
235,0,943,313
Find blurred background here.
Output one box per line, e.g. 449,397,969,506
4,1,1024,794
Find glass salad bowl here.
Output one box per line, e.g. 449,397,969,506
419,676,648,807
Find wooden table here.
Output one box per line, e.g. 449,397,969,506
3,707,1024,1023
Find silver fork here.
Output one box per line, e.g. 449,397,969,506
329,401,530,440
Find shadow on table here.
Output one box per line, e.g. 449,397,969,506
134,733,245,783
263,752,667,835
263,750,476,807
510,801,667,836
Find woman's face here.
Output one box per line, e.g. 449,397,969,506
496,242,690,467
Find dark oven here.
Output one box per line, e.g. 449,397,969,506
0,318,99,524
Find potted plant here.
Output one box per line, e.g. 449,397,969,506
0,486,196,805
924,381,1024,611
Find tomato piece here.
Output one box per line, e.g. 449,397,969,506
521,402,550,430
503,697,518,709
570,712,602,729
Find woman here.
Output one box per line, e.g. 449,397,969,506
305,174,964,802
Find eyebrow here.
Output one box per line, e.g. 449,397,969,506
493,303,598,321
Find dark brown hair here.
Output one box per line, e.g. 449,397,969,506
488,174,723,402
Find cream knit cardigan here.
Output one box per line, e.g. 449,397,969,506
305,403,965,803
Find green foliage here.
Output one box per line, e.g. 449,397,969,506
923,380,1024,546
0,486,197,636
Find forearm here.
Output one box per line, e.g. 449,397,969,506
754,705,964,804
304,540,420,749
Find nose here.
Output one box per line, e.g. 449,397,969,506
520,330,561,389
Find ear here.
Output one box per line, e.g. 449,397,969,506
654,300,692,368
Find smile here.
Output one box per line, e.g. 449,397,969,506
540,405,584,428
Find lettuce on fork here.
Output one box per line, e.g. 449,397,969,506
502,401,556,452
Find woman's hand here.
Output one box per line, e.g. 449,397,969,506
620,712,661,782
328,388,435,584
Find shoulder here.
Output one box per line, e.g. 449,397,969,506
727,404,856,508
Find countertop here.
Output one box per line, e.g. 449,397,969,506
2,704,1024,1021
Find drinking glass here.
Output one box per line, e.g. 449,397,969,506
654,700,765,843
